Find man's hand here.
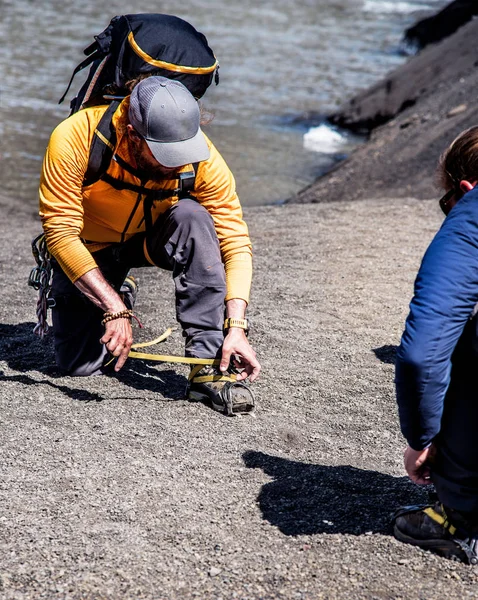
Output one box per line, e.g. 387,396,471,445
101,318,133,372
74,267,133,372
404,444,435,485
221,298,261,382
220,328,261,382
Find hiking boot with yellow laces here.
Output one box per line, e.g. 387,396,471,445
187,365,255,416
393,502,478,564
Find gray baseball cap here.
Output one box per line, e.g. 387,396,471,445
129,76,210,168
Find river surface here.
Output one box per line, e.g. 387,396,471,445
1,0,449,206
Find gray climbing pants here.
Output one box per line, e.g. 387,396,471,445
51,199,227,376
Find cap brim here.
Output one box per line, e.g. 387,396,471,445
145,127,210,168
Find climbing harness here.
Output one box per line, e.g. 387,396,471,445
28,234,53,338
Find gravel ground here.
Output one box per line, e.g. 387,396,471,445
1,194,477,599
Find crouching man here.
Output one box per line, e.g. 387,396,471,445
39,76,260,414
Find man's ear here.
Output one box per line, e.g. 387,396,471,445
459,180,477,193
126,124,141,141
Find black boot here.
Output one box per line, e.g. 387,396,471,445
393,502,478,564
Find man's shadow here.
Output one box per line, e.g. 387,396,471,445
243,451,430,536
0,322,186,401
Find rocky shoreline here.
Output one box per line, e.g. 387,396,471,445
291,9,478,205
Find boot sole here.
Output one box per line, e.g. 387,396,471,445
393,524,466,561
188,389,254,415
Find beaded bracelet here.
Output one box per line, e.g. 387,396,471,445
101,309,143,328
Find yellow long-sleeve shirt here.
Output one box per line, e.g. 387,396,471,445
39,99,253,303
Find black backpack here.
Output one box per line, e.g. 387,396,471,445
60,13,219,114
59,14,219,190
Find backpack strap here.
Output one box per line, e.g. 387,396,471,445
69,56,112,114
101,172,181,200
142,165,199,234
83,101,120,187
82,102,198,190
58,50,104,105
59,17,117,107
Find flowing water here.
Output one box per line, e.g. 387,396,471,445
1,0,449,207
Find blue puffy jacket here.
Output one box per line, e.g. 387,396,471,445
395,188,478,450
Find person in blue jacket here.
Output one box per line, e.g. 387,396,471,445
393,126,478,564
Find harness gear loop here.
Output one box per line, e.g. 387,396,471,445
28,234,53,338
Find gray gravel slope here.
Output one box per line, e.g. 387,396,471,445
1,195,476,599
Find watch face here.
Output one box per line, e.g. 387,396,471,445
225,318,248,329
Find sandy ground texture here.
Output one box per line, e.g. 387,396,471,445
292,17,478,205
2,191,478,599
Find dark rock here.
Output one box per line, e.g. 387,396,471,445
329,17,478,134
290,18,478,206
404,0,478,52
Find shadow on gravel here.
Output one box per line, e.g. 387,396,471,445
0,371,104,402
0,322,55,371
373,345,398,365
1,322,186,402
0,324,102,401
115,363,187,401
243,451,429,536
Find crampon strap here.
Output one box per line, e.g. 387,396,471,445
127,328,227,381
186,359,254,416
217,381,255,416
127,328,253,417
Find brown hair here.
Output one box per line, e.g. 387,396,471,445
438,126,478,190
124,71,161,92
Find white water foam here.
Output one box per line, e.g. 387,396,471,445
303,124,349,155
363,1,435,14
